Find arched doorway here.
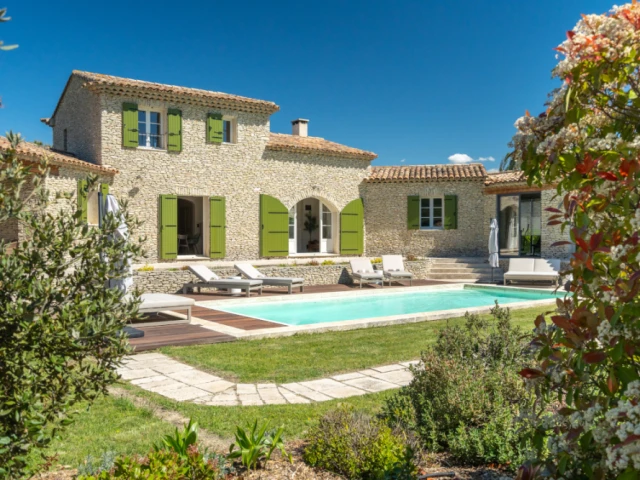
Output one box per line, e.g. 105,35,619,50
289,197,337,254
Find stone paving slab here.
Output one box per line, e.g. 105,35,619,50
120,353,418,407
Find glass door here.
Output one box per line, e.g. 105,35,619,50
498,195,520,256
520,193,542,256
288,206,296,254
320,203,333,253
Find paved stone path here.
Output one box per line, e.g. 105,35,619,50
118,352,419,406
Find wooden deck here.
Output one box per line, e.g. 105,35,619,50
128,322,236,352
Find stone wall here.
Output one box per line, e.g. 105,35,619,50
540,189,572,258
132,259,434,294
362,180,487,257
51,76,102,164
96,93,370,262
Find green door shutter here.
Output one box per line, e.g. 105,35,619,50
207,113,223,144
407,195,420,230
260,194,289,257
100,183,109,197
209,196,226,259
77,179,88,223
167,109,182,152
444,195,458,230
160,195,178,259
340,198,364,255
122,103,139,148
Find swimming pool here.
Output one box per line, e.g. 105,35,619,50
215,285,562,326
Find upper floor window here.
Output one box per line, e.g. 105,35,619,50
223,117,236,143
138,110,163,149
420,197,443,229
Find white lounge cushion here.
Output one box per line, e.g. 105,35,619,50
139,293,195,310
235,263,303,284
382,255,404,272
504,272,559,279
507,258,535,272
189,265,220,282
350,258,376,274
534,259,561,273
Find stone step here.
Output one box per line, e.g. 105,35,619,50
430,267,498,274
431,257,488,264
427,272,504,280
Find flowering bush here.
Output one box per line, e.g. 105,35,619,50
508,3,640,479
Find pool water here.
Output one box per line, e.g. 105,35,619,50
219,286,561,326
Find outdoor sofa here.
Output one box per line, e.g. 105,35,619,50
503,258,561,286
235,263,304,294
183,265,263,297
381,255,414,286
131,293,195,327
350,258,384,288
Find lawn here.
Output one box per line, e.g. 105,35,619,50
30,394,176,469
160,305,551,383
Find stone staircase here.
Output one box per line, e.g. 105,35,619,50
426,258,503,284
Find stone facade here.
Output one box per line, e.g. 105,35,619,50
75,94,369,262
132,260,435,294
362,180,487,257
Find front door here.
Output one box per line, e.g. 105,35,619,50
320,203,333,253
288,206,297,254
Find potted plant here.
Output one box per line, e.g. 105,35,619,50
304,212,319,252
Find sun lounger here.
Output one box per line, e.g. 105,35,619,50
235,263,304,294
350,258,384,288
183,265,263,297
134,293,195,326
503,258,560,286
382,255,413,286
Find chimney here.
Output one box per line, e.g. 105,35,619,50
291,118,309,137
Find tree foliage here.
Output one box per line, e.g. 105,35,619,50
508,4,640,479
0,8,17,51
0,133,143,478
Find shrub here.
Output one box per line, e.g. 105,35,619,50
304,406,415,480
405,254,418,262
506,3,640,478
371,257,382,264
227,420,290,470
77,448,225,479
307,260,320,266
137,264,154,271
321,259,335,266
382,304,533,468
0,133,143,477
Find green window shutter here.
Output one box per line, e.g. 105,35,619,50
160,195,178,259
407,195,420,230
260,194,289,257
209,196,226,259
77,179,88,223
444,195,458,230
340,198,364,255
122,103,139,148
167,109,182,152
207,113,223,144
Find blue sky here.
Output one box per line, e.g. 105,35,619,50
0,0,613,169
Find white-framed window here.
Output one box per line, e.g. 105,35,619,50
322,204,332,239
420,197,443,229
288,207,295,239
138,109,164,149
87,190,100,225
222,117,236,144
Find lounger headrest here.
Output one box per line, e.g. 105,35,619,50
189,265,219,282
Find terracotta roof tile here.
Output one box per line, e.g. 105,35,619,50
366,164,487,183
0,137,118,175
484,170,527,185
73,70,280,115
266,133,377,161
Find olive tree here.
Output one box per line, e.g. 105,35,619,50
0,133,144,478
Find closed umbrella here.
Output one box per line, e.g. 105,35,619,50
488,218,499,283
105,194,133,293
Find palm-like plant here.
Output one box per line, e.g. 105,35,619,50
0,8,18,51
227,420,291,470
154,419,199,457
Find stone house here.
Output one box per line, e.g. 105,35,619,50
1,71,571,263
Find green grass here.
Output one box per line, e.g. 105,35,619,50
31,394,176,468
123,383,396,441
161,305,551,383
